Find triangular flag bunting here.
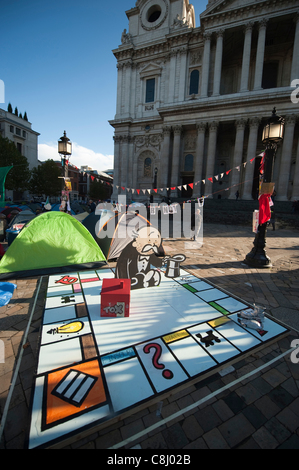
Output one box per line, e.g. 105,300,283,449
188,183,194,189
208,177,213,183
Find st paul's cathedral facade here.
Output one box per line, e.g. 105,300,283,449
110,0,299,202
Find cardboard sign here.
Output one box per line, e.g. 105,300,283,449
260,182,275,195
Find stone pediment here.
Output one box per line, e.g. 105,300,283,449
199,0,297,29
201,0,249,18
139,62,162,78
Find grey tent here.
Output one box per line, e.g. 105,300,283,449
95,210,165,260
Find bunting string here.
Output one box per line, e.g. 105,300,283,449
112,154,262,195
69,153,263,196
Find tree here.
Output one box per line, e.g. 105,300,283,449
14,107,18,116
29,159,61,197
0,135,31,192
23,111,28,121
7,103,12,113
89,178,106,201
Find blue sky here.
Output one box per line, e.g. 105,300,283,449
1,0,208,172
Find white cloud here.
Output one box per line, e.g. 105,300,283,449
38,142,113,171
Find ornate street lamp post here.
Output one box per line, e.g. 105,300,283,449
58,131,72,182
58,131,72,212
244,108,284,268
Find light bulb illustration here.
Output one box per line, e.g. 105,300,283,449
47,321,84,336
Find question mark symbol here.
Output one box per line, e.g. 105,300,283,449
143,342,173,380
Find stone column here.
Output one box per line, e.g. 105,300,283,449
291,13,299,83
121,135,130,193
242,117,261,200
129,63,137,117
276,115,297,201
178,48,188,102
228,119,247,199
111,135,121,200
291,133,299,200
124,62,132,117
170,125,182,195
132,151,138,196
168,51,177,103
193,122,206,198
204,121,219,197
254,19,268,90
127,136,135,192
160,126,172,188
115,63,123,117
213,29,224,96
240,22,253,92
201,33,211,98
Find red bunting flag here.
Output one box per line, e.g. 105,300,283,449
188,183,194,189
171,187,176,190
153,188,157,193
226,169,231,175
91,175,95,181
259,152,265,174
208,177,213,183
136,189,140,194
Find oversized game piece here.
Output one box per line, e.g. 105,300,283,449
100,278,131,317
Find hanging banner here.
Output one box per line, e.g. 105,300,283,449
60,190,70,212
65,178,72,191
0,166,13,207
252,210,259,233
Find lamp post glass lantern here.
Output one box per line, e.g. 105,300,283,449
58,131,72,212
58,130,72,157
244,108,284,268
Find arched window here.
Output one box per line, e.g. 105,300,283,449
144,157,152,177
184,154,194,172
189,70,199,95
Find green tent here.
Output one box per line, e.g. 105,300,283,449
0,211,106,279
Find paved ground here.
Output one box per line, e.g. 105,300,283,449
0,222,299,450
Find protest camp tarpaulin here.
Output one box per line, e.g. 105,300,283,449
0,166,13,207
